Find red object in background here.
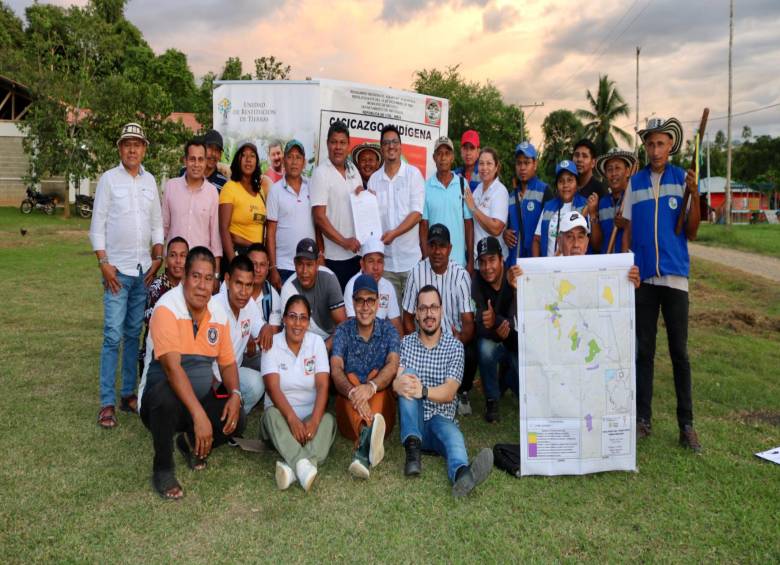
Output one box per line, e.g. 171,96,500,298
349,137,428,178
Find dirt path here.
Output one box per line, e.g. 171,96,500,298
689,243,780,282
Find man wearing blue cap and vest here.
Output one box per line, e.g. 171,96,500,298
533,160,589,257
504,141,554,264
621,116,702,453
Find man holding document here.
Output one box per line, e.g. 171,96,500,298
367,125,425,302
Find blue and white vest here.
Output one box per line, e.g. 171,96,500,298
539,193,588,257
506,176,549,265
628,164,689,281
597,192,625,254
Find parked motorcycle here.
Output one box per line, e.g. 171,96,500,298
20,187,56,215
75,194,94,218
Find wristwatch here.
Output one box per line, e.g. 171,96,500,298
98,257,109,265
421,385,428,400
230,388,243,405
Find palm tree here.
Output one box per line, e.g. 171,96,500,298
575,75,632,156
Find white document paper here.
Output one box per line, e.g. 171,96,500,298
517,253,637,476
350,190,383,244
755,446,780,465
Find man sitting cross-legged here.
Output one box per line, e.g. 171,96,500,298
138,246,245,500
331,274,400,479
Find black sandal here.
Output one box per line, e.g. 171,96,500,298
120,394,138,413
176,433,208,471
152,470,183,500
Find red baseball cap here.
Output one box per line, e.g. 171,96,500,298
460,130,480,148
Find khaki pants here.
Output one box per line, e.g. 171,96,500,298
335,372,396,446
260,406,336,467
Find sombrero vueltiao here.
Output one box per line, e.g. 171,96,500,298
596,147,637,178
350,142,383,167
637,117,683,155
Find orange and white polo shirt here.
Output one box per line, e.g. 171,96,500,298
138,284,235,409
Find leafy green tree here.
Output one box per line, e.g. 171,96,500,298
220,57,251,81
539,109,584,182
194,71,217,132
575,74,631,156
0,2,26,76
741,125,752,141
254,56,291,80
149,48,197,112
412,65,526,186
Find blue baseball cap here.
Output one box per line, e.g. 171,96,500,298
514,141,538,160
555,159,578,179
352,274,378,297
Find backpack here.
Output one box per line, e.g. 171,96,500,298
493,443,521,477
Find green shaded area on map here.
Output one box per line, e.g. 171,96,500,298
585,339,601,363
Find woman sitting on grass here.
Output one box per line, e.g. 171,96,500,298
260,294,336,492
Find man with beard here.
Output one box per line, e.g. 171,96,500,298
394,285,493,497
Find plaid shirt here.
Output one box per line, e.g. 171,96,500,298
400,331,464,421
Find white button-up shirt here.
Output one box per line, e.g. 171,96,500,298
367,162,425,272
309,159,362,261
89,163,164,276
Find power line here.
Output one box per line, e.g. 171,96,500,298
619,102,780,130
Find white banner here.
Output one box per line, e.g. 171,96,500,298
517,253,637,476
214,79,448,179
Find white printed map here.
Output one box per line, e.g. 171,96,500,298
517,253,636,476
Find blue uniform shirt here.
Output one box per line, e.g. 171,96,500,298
506,176,552,265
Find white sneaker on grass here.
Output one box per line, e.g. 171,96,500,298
275,461,296,491
295,458,318,492
369,413,386,467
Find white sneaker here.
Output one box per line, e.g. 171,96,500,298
369,413,386,467
348,458,370,479
457,392,472,416
295,458,318,492
275,461,296,491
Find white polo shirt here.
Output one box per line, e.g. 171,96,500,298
472,178,509,263
367,162,425,272
253,283,282,327
344,273,400,320
213,284,262,380
261,331,329,419
309,158,362,261
266,177,315,271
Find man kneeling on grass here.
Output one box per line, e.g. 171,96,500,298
138,246,245,500
394,285,493,497
331,274,400,479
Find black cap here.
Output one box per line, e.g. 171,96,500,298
427,223,450,245
476,236,502,259
295,238,318,261
203,129,223,150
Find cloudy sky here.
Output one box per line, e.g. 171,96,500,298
8,0,780,143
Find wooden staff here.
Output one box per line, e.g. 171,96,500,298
606,159,639,254
675,108,709,235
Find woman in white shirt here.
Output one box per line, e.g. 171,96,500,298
260,294,335,492
464,148,509,266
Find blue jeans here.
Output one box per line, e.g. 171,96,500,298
99,270,147,407
478,338,519,401
398,397,468,483
238,366,265,415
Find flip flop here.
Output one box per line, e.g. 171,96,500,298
176,433,208,471
120,394,138,413
97,406,117,429
152,470,184,501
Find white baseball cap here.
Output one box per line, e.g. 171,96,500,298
559,211,590,234
360,237,385,257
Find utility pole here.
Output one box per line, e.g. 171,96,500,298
725,0,734,225
518,102,544,142
635,47,640,153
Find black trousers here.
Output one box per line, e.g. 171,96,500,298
140,380,247,473
325,256,361,291
458,338,479,394
635,283,694,428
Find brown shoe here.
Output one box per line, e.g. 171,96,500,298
637,419,652,439
97,405,117,429
120,394,138,413
679,425,702,453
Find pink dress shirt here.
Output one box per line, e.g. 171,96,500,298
162,175,222,257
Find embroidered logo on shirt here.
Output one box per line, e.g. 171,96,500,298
207,327,219,345
379,293,390,309
304,357,316,375
527,201,535,211
669,198,678,210
280,363,288,371
241,319,250,337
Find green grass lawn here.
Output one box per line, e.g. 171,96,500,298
1,208,778,563
696,223,780,258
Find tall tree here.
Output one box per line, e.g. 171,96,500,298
413,65,526,186
149,48,197,112
575,74,632,156
254,56,291,80
539,109,584,181
220,57,251,81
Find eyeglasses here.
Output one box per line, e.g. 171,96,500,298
354,296,377,308
381,139,400,147
416,304,441,315
286,312,309,323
